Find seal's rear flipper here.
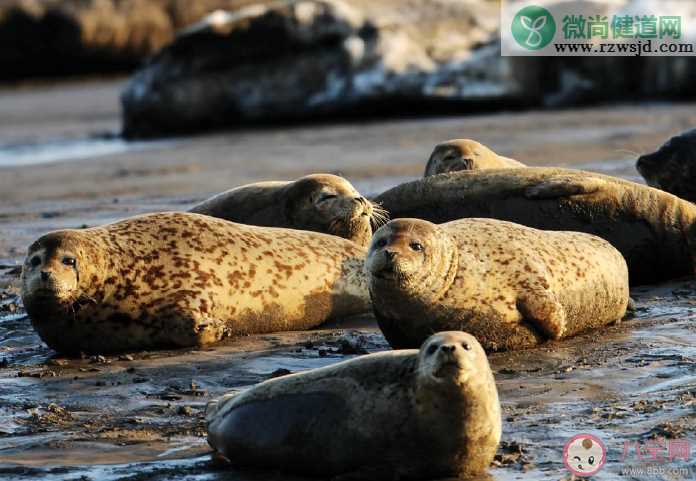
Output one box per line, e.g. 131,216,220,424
525,177,606,199
517,290,567,340
622,297,637,321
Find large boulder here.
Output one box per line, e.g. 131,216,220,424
120,0,533,137
120,0,696,138
0,0,261,80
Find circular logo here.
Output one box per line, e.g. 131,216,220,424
563,434,607,477
511,5,556,50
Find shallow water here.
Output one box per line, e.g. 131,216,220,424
0,136,177,168
1,281,695,481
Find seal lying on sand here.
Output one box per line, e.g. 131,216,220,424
206,331,501,480
190,174,387,247
636,129,696,203
366,218,629,351
21,212,369,354
375,167,696,285
424,139,524,177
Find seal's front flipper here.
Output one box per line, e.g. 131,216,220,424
524,176,606,200
517,290,566,340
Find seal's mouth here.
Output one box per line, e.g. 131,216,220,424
433,360,465,379
329,213,371,234
372,268,397,281
371,260,407,281
26,287,63,300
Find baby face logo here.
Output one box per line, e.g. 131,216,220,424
563,434,607,477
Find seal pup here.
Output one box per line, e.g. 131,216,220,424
636,129,696,203
206,331,501,479
21,212,370,354
190,173,387,247
366,218,629,351
424,139,524,177
375,167,696,285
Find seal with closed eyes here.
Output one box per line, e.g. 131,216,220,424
424,139,524,177
190,173,387,247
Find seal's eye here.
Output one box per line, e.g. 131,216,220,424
461,342,471,351
62,257,76,267
375,238,387,248
318,193,337,202
30,256,41,268
588,456,595,465
426,344,438,356
410,242,424,252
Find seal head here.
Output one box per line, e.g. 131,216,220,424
282,174,384,246
366,218,458,304
21,231,103,313
424,139,524,176
636,129,696,202
417,331,491,388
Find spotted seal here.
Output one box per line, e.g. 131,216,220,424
366,218,629,351
190,174,387,247
375,167,696,285
424,139,524,177
21,212,369,354
206,331,501,479
636,129,696,203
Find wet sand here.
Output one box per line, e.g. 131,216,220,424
1,79,696,480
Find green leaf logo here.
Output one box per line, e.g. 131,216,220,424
512,6,556,50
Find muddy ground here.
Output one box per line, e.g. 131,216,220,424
1,79,696,480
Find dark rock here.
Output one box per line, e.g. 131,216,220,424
121,0,696,138
0,0,262,81
121,0,512,137
269,368,292,378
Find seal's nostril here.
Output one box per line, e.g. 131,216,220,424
40,271,51,282
385,250,396,261
441,344,455,352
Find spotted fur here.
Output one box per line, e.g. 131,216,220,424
21,212,370,354
366,218,629,351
